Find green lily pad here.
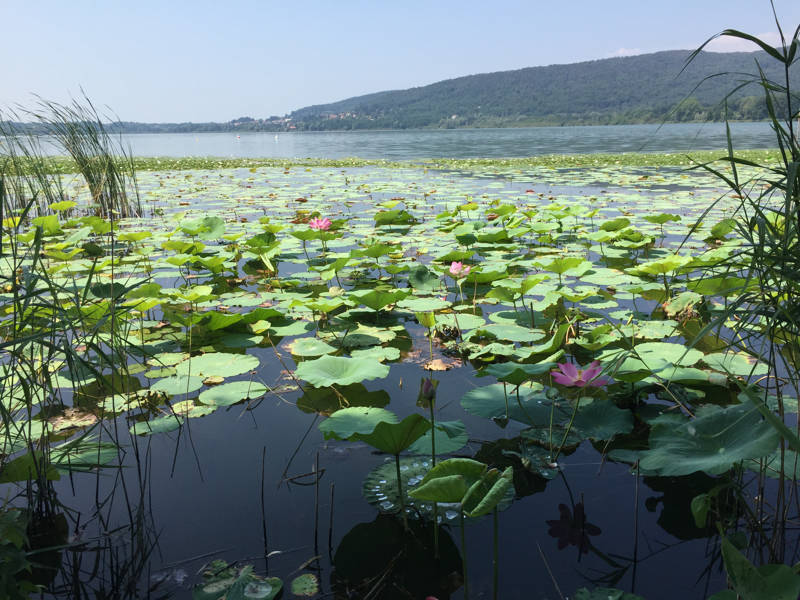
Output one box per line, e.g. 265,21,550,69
175,352,260,378
408,420,468,455
150,375,204,396
318,406,398,440
353,414,431,454
461,383,568,426
349,346,401,362
198,381,268,406
703,352,769,377
130,415,183,436
295,355,390,387
362,458,434,517
572,399,634,440
287,337,337,357
290,574,319,597
601,341,703,376
638,404,780,476
474,324,545,343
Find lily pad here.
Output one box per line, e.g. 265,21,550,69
198,381,268,406
461,383,569,426
408,420,468,455
319,406,398,440
150,375,204,396
295,355,390,387
353,414,431,454
287,337,337,357
175,352,260,378
290,574,319,597
638,403,780,476
130,415,183,436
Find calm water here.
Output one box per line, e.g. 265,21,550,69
11,125,776,599
45,122,778,159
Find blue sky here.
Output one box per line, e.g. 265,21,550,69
2,0,799,122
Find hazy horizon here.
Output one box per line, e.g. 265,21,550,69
2,0,799,122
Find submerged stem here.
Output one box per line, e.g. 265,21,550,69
460,508,469,600
395,453,408,531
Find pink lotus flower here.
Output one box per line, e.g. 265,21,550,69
551,361,611,387
308,217,332,231
449,261,471,278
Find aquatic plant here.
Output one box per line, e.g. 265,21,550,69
308,216,331,230
550,360,611,387
677,10,800,595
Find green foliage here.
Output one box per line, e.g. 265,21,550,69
288,50,798,130
0,508,37,599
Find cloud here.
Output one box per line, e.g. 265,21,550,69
704,31,782,52
608,47,642,58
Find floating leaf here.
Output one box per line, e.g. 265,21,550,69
408,420,468,455
295,355,389,387
318,407,398,440
130,415,183,436
287,337,337,357
290,574,319,597
461,384,567,426
175,352,260,378
151,375,204,396
198,381,268,406
571,399,634,440
353,414,431,454
638,404,779,476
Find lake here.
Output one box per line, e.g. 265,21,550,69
37,121,778,160
3,124,791,600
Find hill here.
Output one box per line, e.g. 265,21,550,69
288,50,799,130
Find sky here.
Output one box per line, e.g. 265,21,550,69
2,0,799,123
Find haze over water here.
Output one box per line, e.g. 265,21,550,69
67,121,777,160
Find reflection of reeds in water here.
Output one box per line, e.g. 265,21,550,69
0,97,152,596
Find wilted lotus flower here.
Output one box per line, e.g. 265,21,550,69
308,217,332,231
449,261,471,278
551,360,611,387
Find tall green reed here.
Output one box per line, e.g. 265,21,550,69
1,97,152,596
683,6,799,570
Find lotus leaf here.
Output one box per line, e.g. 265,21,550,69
295,355,389,387
130,415,183,436
408,420,468,455
290,574,319,597
353,414,431,454
198,381,267,406
287,337,337,357
703,352,769,377
175,352,260,378
571,399,634,440
150,375,204,396
638,404,779,476
318,406,398,440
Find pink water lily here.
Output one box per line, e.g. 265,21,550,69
308,217,332,231
551,360,611,387
449,261,471,278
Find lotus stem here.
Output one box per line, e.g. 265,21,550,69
493,507,499,600
429,385,439,557
553,393,582,463
461,508,469,600
395,453,408,531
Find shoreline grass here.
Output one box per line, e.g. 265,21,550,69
2,148,783,174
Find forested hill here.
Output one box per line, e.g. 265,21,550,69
288,50,799,130
5,50,797,134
